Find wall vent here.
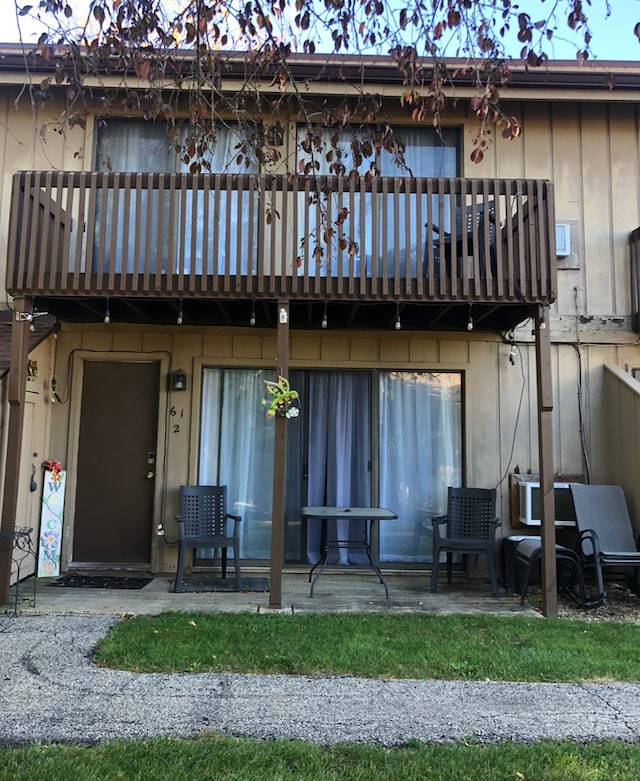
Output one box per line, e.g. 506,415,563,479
555,223,571,258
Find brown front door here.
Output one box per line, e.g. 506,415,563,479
73,361,160,565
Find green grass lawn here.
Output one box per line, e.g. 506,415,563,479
1,738,640,781
93,611,640,682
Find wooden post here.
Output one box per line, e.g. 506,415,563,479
0,296,32,605
535,303,557,617
269,299,289,609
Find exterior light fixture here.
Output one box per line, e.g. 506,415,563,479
466,303,474,332
321,301,328,329
395,302,401,330
177,297,183,326
104,296,111,325
269,122,284,146
250,298,256,327
172,369,187,392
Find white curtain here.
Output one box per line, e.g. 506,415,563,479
378,371,462,563
306,372,371,564
295,126,458,278
94,120,258,274
199,368,274,559
199,368,462,566
179,124,259,275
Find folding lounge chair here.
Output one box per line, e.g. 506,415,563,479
569,483,640,605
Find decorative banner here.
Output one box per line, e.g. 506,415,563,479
38,470,66,577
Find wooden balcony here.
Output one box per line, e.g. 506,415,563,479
7,171,556,330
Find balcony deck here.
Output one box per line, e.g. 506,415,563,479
7,172,556,331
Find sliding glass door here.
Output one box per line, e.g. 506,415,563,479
199,367,462,566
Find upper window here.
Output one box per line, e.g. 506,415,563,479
92,119,259,275
296,125,459,178
95,119,258,174
294,125,460,277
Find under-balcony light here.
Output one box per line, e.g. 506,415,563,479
395,302,401,330
104,296,110,325
539,305,547,330
467,303,474,332
250,298,256,327
321,301,328,329
177,297,183,326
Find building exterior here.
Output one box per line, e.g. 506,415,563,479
1,47,639,612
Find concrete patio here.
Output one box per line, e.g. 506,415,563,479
3,570,537,617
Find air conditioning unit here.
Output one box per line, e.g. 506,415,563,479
518,481,576,527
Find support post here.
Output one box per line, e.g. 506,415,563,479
0,296,32,605
535,303,557,617
269,299,289,609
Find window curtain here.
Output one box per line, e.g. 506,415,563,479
378,371,462,563
179,124,259,275
295,126,458,278
199,368,274,559
94,120,178,273
94,120,258,275
199,368,462,566
306,372,371,564
377,127,458,277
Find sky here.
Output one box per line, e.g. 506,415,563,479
4,0,640,62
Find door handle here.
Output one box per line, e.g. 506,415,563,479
146,472,155,479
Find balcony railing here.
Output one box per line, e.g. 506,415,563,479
7,171,556,305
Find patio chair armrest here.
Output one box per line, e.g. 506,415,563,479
428,515,448,539
576,528,601,559
488,517,501,536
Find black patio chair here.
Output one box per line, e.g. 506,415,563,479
173,485,242,593
429,486,500,597
425,201,496,279
569,483,640,605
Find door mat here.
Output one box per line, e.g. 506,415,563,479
176,577,270,593
49,574,154,590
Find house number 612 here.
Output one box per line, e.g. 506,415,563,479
170,406,184,434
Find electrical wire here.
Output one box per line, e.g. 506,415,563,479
572,343,591,485
496,334,526,491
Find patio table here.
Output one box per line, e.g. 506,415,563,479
302,506,398,598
